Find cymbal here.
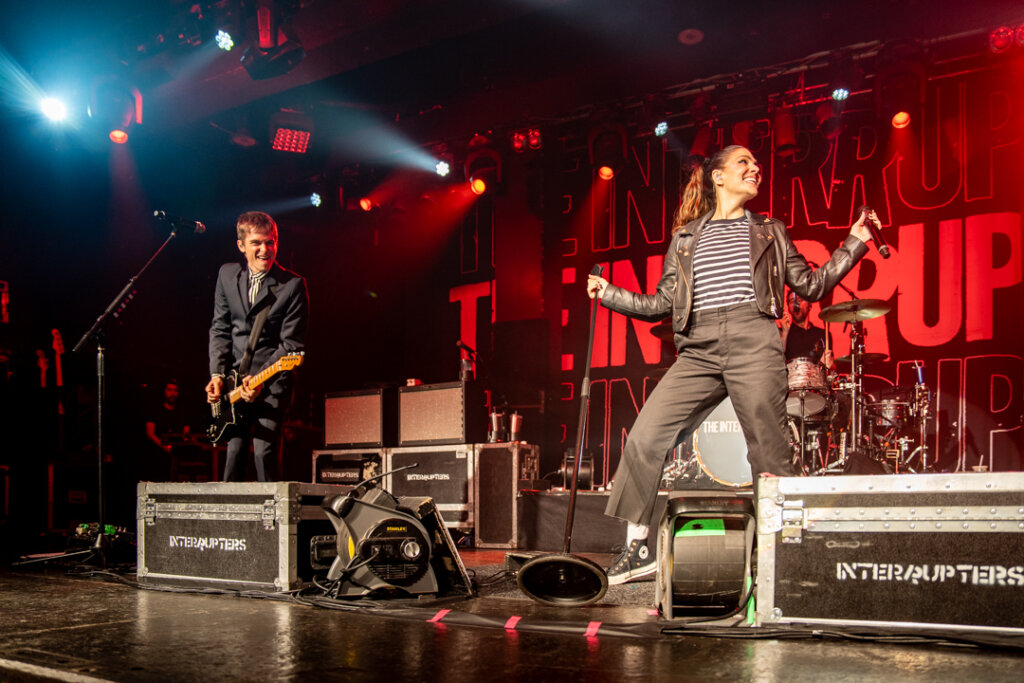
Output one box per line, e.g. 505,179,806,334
819,298,891,323
834,352,889,366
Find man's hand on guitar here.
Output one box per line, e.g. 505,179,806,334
205,376,223,403
239,376,262,403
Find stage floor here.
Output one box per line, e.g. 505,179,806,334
1,551,1022,682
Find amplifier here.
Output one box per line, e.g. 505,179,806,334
312,449,383,487
137,481,346,592
324,388,395,448
397,381,487,446
387,445,474,530
474,443,539,549
756,473,1024,634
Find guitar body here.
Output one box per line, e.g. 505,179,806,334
206,354,304,444
207,371,246,444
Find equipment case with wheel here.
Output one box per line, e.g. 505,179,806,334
136,481,348,592
755,473,1024,635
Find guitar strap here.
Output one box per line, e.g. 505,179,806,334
238,303,272,377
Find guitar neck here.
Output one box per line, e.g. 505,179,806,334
227,360,281,403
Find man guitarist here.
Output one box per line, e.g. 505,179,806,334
205,211,308,482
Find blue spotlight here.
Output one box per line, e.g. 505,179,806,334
831,87,850,102
654,121,669,137
215,30,235,51
310,192,322,207
435,160,450,177
40,97,68,122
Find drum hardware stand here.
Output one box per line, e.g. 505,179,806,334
912,368,932,471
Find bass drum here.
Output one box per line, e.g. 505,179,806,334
692,397,752,487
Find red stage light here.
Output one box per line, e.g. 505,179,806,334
891,111,911,129
597,165,615,181
989,26,1014,53
511,131,525,152
526,128,542,150
109,129,129,144
359,197,373,211
470,177,488,195
271,128,311,153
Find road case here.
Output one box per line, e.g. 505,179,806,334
387,444,474,530
474,442,540,548
137,481,348,592
755,473,1024,635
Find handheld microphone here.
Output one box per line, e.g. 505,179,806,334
154,210,206,234
857,205,890,259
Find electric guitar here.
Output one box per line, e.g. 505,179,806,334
207,353,304,444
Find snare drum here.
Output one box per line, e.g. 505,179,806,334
869,400,911,428
786,357,829,417
692,397,752,487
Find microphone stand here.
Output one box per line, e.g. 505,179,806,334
68,224,185,565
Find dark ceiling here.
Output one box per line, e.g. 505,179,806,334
4,0,1022,165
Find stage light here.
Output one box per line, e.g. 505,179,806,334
241,1,305,80
215,30,234,51
874,40,925,130
464,134,502,195
654,121,669,137
270,110,313,153
511,131,526,153
825,52,861,103
89,78,142,144
989,26,1014,53
816,101,842,140
526,128,543,150
271,128,309,152
435,160,450,177
772,108,797,158
588,121,627,178
359,197,374,211
40,97,67,122
310,192,322,207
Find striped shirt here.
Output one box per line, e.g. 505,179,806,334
692,217,756,311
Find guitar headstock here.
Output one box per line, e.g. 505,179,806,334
36,349,48,369
52,329,65,354
277,353,304,372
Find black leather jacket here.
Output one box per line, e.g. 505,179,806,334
601,209,868,341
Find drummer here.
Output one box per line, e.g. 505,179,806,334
782,290,834,370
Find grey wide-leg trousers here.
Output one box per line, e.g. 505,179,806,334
605,302,792,526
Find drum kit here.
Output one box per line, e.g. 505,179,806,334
786,298,933,477
661,298,936,489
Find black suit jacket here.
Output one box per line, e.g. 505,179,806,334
208,261,308,410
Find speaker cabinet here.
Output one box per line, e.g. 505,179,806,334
324,389,395,448
397,381,486,446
